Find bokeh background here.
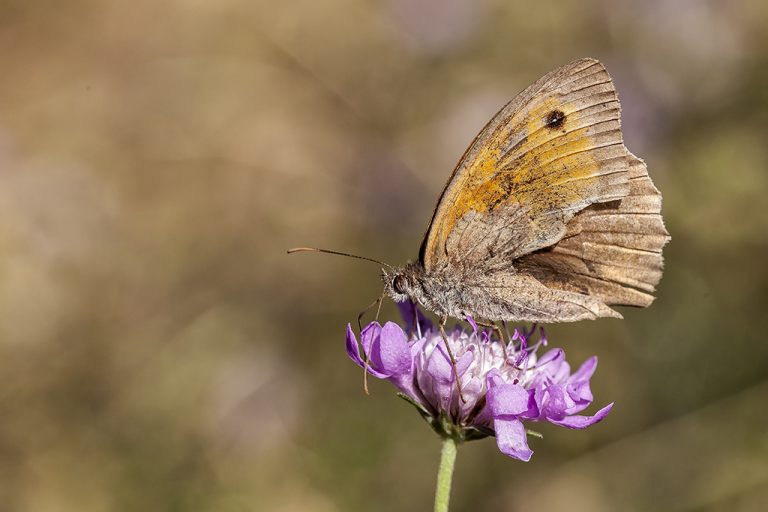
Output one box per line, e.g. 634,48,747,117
1,1,767,510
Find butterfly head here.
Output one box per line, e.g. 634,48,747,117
381,263,423,304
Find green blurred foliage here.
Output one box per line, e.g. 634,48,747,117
0,0,767,510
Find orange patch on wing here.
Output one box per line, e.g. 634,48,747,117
433,98,601,247
512,98,602,219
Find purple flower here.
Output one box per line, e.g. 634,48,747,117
345,306,613,462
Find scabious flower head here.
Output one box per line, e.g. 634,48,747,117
345,303,613,461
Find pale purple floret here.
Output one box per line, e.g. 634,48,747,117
345,305,613,462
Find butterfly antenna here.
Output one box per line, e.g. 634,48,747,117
287,247,393,270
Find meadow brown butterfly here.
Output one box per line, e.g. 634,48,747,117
291,57,669,336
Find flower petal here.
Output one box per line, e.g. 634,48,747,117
345,324,363,365
455,349,473,378
488,381,530,417
360,322,382,358
536,348,565,372
550,403,614,429
570,356,598,384
563,357,597,412
540,384,568,421
566,380,593,412
494,418,533,461
377,322,413,376
568,378,593,402
421,342,455,411
458,376,484,419
426,343,454,384
349,322,390,379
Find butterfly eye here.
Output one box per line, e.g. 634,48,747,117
393,275,407,295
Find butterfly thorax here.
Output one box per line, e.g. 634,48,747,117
383,261,484,320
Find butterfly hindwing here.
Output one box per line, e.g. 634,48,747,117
517,153,668,308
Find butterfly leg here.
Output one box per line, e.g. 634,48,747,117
474,320,510,363
357,292,383,332
439,316,466,403
474,320,507,343
358,288,387,395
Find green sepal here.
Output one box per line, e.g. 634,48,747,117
397,392,431,417
461,426,491,442
397,393,443,436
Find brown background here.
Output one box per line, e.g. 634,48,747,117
0,1,767,511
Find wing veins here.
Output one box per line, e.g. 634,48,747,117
552,249,662,271
498,125,623,175
502,103,620,159
552,62,605,89
566,79,614,94
502,142,626,191
498,131,627,179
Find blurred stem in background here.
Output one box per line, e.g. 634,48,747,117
434,437,457,512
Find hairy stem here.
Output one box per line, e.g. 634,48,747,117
434,437,458,512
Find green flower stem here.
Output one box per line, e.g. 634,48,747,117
433,437,458,512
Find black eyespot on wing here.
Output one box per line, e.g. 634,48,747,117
545,109,566,129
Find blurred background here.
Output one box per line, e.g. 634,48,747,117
0,0,767,510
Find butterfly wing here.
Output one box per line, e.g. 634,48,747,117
419,58,668,321
516,154,668,308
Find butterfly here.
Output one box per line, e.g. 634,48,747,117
291,57,669,354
